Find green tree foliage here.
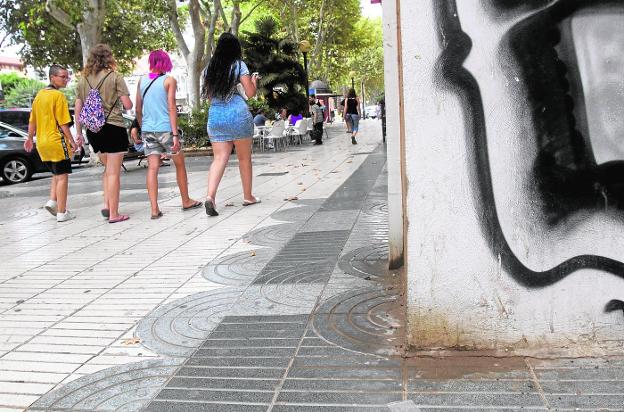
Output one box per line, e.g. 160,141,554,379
245,0,381,97
0,0,174,72
2,77,45,108
343,17,384,102
241,16,307,113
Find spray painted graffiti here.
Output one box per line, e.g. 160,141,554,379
433,0,624,309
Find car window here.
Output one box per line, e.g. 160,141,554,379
0,125,14,139
0,111,30,131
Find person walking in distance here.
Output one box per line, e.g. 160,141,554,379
343,89,361,144
310,96,324,145
133,50,201,219
75,44,133,223
24,65,79,222
201,33,260,216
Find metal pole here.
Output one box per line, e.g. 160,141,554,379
361,79,365,118
303,51,309,116
351,77,355,90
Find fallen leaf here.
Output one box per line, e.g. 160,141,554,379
121,337,142,346
346,160,353,163
250,251,256,256
297,182,303,185
225,202,235,207
284,196,299,201
302,188,306,191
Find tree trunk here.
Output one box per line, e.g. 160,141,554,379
167,0,206,110
46,0,105,68
230,1,242,36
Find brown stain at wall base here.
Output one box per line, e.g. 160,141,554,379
406,311,457,349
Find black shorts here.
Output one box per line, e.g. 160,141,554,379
44,159,72,175
87,123,129,153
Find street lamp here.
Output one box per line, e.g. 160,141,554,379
299,40,312,114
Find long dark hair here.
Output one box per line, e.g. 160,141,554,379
347,88,357,98
201,33,243,99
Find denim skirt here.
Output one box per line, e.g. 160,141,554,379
208,95,254,142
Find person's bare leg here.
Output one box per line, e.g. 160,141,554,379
55,174,69,213
171,152,198,208
105,152,125,219
99,153,109,210
233,138,254,201
206,142,233,201
49,175,58,202
147,155,161,216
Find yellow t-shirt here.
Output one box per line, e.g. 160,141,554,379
29,88,72,162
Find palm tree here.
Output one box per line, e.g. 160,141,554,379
241,17,307,114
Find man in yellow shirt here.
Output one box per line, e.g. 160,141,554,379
24,65,80,222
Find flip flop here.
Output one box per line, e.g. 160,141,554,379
242,197,261,206
182,201,202,211
204,198,218,216
101,208,110,218
151,211,163,220
109,215,129,224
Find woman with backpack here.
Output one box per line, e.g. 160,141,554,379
75,44,133,223
201,33,260,216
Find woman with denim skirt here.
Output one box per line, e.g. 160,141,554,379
201,33,260,216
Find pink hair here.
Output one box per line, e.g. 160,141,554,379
149,50,173,73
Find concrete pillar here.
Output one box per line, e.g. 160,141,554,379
385,0,624,355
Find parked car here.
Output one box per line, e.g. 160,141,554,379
0,121,49,184
0,108,89,163
365,105,379,119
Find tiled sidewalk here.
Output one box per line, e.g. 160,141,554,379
1,120,624,411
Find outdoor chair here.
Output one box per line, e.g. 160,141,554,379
288,118,308,145
264,120,287,151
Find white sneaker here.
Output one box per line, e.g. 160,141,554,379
44,200,57,216
57,210,76,222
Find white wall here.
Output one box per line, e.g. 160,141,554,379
388,0,624,355
382,0,405,270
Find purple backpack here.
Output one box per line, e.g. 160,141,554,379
79,71,116,133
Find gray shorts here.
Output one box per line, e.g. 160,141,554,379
143,131,179,156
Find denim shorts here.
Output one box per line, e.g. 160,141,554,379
349,114,360,132
143,131,178,156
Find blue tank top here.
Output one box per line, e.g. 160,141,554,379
140,74,171,132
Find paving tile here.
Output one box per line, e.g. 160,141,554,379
146,401,268,412
156,388,275,403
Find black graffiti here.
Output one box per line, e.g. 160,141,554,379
433,0,624,287
605,299,624,316
501,1,624,224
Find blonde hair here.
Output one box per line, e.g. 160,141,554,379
83,44,117,76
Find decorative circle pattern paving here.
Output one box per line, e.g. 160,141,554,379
30,358,184,412
362,200,388,218
202,249,274,286
135,288,241,357
245,223,298,247
338,244,390,281
313,287,404,356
